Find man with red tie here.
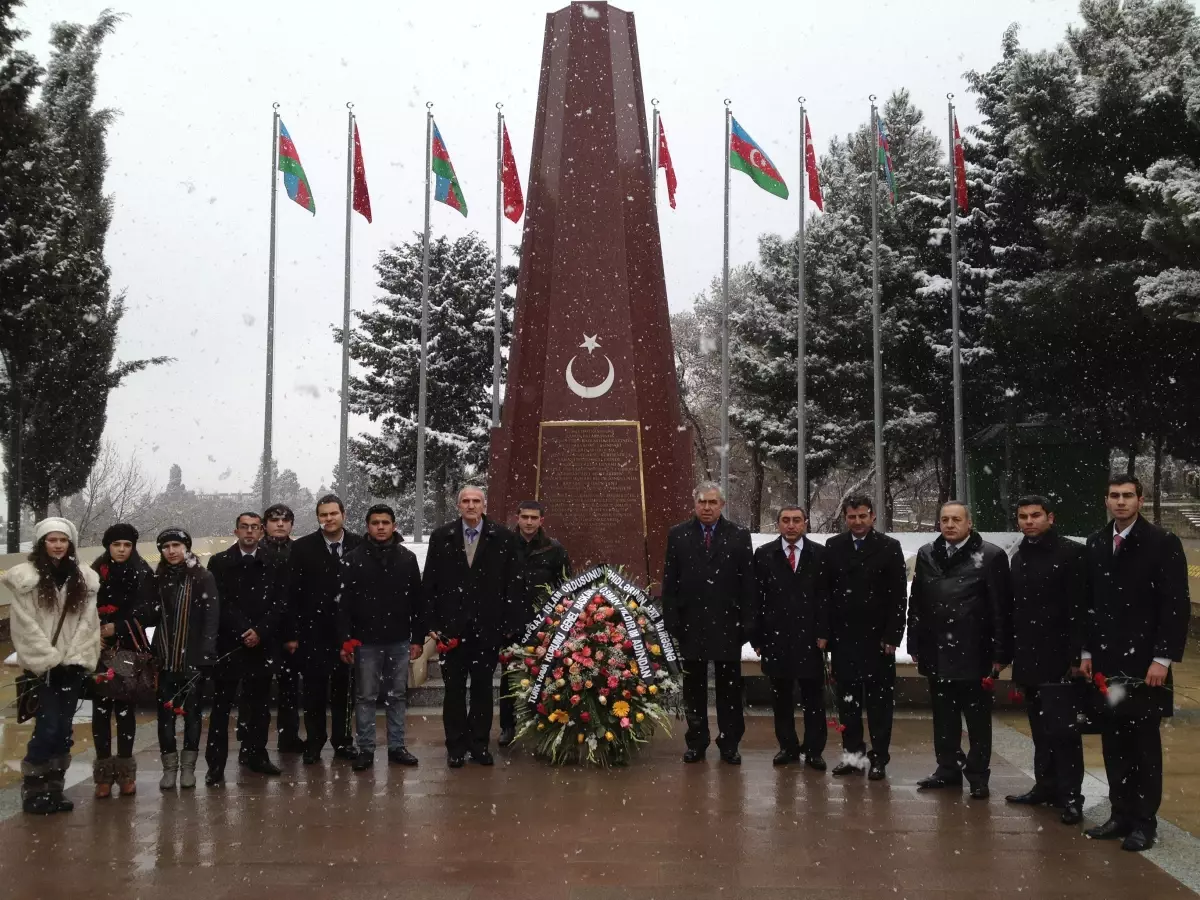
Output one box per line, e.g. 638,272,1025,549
1081,475,1189,852
750,506,830,769
661,482,756,765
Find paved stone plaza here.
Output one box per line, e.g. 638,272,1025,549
1,713,1198,899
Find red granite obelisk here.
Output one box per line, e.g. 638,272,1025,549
487,1,693,586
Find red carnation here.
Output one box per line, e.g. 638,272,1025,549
1094,672,1109,696
97,604,118,616
525,658,538,668
174,706,186,717
623,640,634,651
580,711,591,723
163,701,174,711
553,667,565,680
536,703,547,715
98,564,110,579
981,676,996,691
836,724,847,734
342,638,362,655
1008,687,1025,703
826,716,839,729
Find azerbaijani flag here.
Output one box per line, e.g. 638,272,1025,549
278,121,315,214
729,117,788,200
432,122,467,216
876,118,897,205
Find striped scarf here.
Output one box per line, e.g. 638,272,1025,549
157,561,196,672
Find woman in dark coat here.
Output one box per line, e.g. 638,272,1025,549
138,528,219,791
90,523,155,798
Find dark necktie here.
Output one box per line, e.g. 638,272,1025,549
704,526,713,550
330,541,341,560
853,538,863,552
1114,532,1125,552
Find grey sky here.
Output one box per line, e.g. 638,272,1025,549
12,0,1089,497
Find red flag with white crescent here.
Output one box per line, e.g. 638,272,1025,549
501,123,524,223
804,117,823,212
658,116,678,209
352,122,371,223
954,116,968,212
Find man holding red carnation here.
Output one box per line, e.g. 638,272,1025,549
1079,475,1190,852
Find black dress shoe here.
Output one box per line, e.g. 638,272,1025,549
969,784,990,800
469,750,494,766
1005,787,1054,805
772,749,801,766
388,747,419,767
1085,818,1133,840
682,748,706,764
832,762,865,777
447,755,466,769
277,736,307,754
868,764,887,781
917,774,963,790
719,750,741,766
302,749,321,765
205,768,225,786
1121,829,1156,852
805,755,827,772
333,746,357,761
497,728,516,748
245,755,282,776
1060,801,1083,825
351,751,373,772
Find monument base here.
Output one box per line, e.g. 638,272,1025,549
536,420,648,582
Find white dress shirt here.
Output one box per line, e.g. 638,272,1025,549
780,535,804,570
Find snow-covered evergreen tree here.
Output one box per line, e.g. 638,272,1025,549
342,232,513,527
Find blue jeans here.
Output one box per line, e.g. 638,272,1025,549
25,666,85,764
354,643,410,753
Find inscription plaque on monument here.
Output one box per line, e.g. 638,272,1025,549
537,421,646,579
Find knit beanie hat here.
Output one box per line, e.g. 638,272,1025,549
156,527,193,551
34,516,79,547
102,523,140,549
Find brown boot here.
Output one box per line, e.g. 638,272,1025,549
93,757,115,799
114,756,137,796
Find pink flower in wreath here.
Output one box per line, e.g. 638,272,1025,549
607,675,619,689
620,717,631,729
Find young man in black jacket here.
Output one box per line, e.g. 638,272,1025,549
1004,495,1087,825
205,512,286,783
262,502,304,754
339,505,425,771
1081,475,1190,852
499,500,571,747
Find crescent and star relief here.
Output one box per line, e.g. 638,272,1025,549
565,333,615,399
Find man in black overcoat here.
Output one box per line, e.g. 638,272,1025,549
1004,494,1087,825
662,481,756,765
750,505,830,770
289,494,364,764
499,500,571,748
824,494,907,781
204,511,286,783
907,502,1012,799
1081,475,1190,852
423,486,522,767
262,502,304,754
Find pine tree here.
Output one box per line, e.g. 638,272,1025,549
342,232,513,527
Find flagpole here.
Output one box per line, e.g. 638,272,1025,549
491,103,504,430
720,99,732,509
261,102,280,510
650,98,660,208
414,102,433,543
797,97,808,509
339,102,355,488
948,94,967,502
870,96,886,525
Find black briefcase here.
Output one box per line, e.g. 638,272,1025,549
1037,679,1106,738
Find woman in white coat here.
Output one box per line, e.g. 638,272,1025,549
2,517,101,814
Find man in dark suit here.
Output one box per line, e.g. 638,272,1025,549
262,502,304,754
751,506,830,770
824,494,907,781
1004,494,1087,825
1081,475,1190,852
499,500,571,748
661,481,756,765
204,512,286,783
289,494,364,764
907,502,1012,799
423,486,521,768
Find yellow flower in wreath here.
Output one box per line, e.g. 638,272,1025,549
648,684,658,695
650,644,661,655
537,723,546,731
636,712,645,723
577,733,585,744
604,731,614,741
520,679,530,688
611,700,631,718
549,709,571,724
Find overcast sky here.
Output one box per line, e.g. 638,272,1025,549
10,0,1096,498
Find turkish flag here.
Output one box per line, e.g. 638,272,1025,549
804,117,823,212
657,116,677,209
352,122,372,223
502,123,524,222
953,116,968,212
